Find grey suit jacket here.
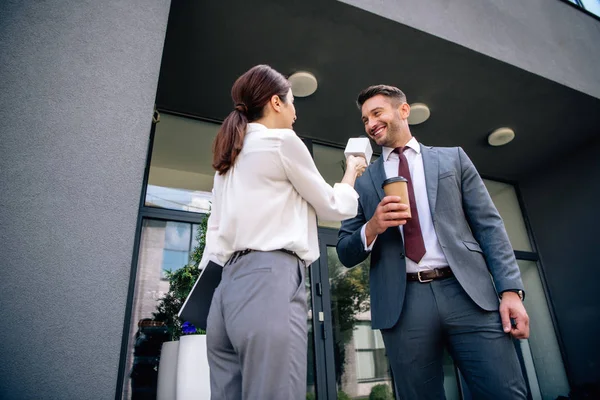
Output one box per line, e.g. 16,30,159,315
336,144,524,330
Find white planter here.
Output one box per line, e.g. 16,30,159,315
156,340,179,400
176,334,211,400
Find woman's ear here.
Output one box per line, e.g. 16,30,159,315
270,94,282,113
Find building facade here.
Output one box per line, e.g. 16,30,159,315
1,1,599,399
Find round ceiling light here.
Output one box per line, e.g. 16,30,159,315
407,103,430,125
288,71,318,97
488,127,515,146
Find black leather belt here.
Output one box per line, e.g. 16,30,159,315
406,267,453,283
225,249,300,266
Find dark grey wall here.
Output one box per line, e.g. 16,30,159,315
0,1,171,399
520,137,600,388
341,0,600,100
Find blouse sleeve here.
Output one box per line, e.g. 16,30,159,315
279,130,359,221
198,176,221,269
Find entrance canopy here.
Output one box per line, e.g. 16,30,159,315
156,0,600,180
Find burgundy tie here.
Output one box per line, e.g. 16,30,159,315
394,147,426,263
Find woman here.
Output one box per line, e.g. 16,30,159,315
200,64,366,399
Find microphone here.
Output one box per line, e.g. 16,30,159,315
344,136,373,164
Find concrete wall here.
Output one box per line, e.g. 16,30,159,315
341,0,600,100
520,137,600,388
0,1,171,399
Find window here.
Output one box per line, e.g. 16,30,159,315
354,322,389,382
160,221,193,279
122,219,201,399
145,114,217,213
564,0,600,18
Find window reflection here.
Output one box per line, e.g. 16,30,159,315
483,180,532,252
326,246,394,399
122,219,199,399
517,260,570,399
146,114,217,213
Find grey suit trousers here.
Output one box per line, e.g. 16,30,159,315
206,250,307,400
382,276,527,400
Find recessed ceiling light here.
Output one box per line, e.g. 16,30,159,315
488,127,515,146
408,103,430,125
288,71,318,97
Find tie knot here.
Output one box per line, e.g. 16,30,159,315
393,146,408,154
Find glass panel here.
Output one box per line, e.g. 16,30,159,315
326,246,394,399
483,179,533,252
145,114,218,213
580,0,600,16
517,260,570,399
160,221,191,278
122,219,197,399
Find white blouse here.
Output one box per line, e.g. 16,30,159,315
199,123,359,268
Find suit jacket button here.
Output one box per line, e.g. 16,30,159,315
399,252,405,259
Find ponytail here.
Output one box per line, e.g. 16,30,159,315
212,108,248,175
212,64,291,174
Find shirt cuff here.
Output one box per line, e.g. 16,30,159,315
361,223,377,251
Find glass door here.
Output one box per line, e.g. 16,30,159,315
315,228,396,400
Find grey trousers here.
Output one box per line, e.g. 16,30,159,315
206,250,308,400
381,276,527,400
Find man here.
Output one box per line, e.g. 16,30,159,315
336,85,530,399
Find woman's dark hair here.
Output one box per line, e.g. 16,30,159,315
212,65,291,174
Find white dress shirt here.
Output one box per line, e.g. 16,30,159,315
199,123,359,268
360,137,448,273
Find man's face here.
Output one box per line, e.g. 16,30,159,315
361,95,406,147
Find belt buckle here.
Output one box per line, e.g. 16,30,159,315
417,271,433,283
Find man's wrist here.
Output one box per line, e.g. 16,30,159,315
365,221,376,244
500,289,524,301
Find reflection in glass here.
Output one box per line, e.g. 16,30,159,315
517,260,570,399
580,0,600,16
145,113,218,213
483,180,532,251
326,246,394,399
122,219,198,400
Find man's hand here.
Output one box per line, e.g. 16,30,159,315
499,292,530,339
364,196,410,246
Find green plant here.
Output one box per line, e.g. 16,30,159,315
337,390,351,400
306,392,316,400
369,384,393,400
152,213,209,340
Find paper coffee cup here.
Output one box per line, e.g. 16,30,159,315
382,177,411,218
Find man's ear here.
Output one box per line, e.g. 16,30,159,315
399,102,411,119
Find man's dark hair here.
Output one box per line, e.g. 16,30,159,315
356,85,406,109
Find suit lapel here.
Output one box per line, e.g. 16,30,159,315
369,156,387,202
420,144,439,220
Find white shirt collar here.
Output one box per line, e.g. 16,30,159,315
246,122,268,133
382,137,420,161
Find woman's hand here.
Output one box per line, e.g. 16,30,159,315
346,155,367,177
